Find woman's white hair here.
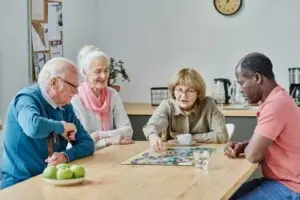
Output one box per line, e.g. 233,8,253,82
38,57,76,90
77,45,109,77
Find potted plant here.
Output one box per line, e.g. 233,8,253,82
109,57,130,91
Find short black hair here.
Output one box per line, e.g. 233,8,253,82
238,52,275,80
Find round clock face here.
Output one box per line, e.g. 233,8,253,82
214,0,242,16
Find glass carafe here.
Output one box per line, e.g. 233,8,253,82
229,80,238,104
229,80,245,105
211,81,225,105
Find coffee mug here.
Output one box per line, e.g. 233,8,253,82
176,133,192,145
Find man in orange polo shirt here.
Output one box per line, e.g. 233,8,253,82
225,52,300,199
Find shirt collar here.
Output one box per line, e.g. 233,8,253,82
40,87,62,110
258,85,283,112
171,99,199,117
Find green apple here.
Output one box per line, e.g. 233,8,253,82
43,166,57,179
56,168,73,180
56,163,69,170
70,165,85,178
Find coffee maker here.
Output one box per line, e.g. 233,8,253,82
289,68,300,105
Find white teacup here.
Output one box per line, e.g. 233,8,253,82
176,133,192,145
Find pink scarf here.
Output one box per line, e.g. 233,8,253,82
78,81,110,131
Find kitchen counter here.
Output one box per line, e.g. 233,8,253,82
124,103,257,117
125,103,258,142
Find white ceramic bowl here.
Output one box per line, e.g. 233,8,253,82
43,176,85,186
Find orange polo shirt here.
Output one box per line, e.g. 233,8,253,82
255,85,300,192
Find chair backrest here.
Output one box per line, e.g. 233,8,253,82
226,123,235,139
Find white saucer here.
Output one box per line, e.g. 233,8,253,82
43,177,85,186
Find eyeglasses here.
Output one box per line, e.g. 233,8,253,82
174,88,197,97
57,77,78,90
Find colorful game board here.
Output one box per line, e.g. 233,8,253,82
122,147,217,166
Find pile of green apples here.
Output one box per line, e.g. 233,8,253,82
43,163,85,180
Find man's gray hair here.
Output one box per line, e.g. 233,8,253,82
77,45,109,77
38,57,76,90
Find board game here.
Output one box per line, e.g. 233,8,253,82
122,147,217,166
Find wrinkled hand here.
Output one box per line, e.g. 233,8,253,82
119,137,134,145
62,122,77,142
167,139,177,145
224,141,245,158
111,135,134,145
90,131,100,142
148,133,163,153
45,152,67,166
105,135,134,146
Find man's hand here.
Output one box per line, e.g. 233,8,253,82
224,141,247,158
45,152,68,166
148,133,163,153
62,122,77,141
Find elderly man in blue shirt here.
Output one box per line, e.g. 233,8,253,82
1,57,94,189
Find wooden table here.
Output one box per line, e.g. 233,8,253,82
0,142,257,200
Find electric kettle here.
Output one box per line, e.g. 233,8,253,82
291,85,300,106
212,78,231,104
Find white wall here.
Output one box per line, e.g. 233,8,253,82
95,0,300,103
0,0,30,122
0,0,299,117
0,0,98,122
0,0,30,175
63,0,98,62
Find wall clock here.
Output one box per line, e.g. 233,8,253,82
214,0,242,16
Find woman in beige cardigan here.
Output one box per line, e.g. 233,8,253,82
143,68,228,152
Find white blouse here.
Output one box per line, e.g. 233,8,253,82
71,87,133,149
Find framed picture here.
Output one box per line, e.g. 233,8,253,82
32,52,50,80
31,22,49,52
47,2,62,40
48,0,62,2
49,40,63,58
32,0,48,23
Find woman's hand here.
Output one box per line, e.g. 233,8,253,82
167,139,177,145
90,131,100,142
148,133,163,152
105,135,134,146
120,137,134,145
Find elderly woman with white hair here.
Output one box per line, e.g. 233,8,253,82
71,45,133,150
